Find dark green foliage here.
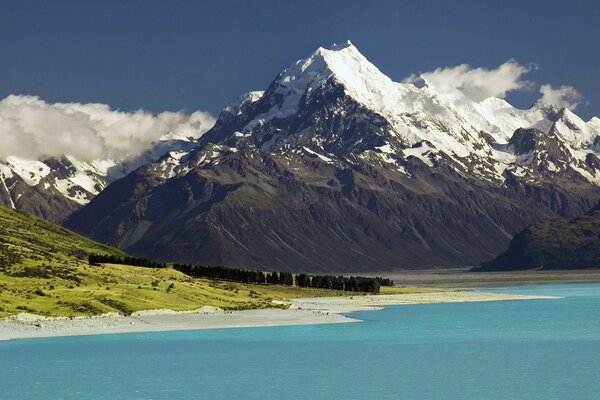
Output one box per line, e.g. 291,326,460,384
296,274,381,294
66,301,103,315
174,264,386,293
98,298,132,315
0,243,22,270
296,274,311,287
172,263,275,285
266,272,279,285
376,277,394,286
7,265,81,282
88,254,166,268
89,252,392,294
279,272,294,286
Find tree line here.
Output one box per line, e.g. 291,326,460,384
174,264,392,294
296,273,391,293
89,254,394,294
88,254,167,268
173,263,294,286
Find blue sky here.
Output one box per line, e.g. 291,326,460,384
1,0,599,119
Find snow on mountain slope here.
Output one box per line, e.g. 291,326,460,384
2,136,173,194
211,42,600,185
2,157,51,186
241,43,531,152
0,132,209,221
224,91,265,116
549,108,600,148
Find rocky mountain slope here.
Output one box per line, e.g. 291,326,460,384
0,133,203,223
65,42,600,272
475,202,600,271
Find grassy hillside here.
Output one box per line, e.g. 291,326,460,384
0,206,336,317
0,206,125,270
0,262,352,318
0,206,423,318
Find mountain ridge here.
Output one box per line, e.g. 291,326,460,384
64,42,600,271
0,133,204,222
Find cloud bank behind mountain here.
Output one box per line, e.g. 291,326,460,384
0,95,215,162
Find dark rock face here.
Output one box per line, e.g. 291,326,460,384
586,154,600,170
508,128,567,156
65,138,600,272
0,157,94,223
476,202,600,271
0,178,81,223
0,137,202,223
508,128,543,155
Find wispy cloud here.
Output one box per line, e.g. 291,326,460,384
538,84,582,110
404,60,533,102
0,95,215,161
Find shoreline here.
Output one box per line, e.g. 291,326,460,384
363,269,600,288
0,290,558,341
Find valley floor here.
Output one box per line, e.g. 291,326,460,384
0,290,555,341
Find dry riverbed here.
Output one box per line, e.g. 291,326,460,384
0,290,557,341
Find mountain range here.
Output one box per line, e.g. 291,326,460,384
58,41,600,272
0,132,201,223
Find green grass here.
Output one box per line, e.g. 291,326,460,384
0,206,436,318
0,262,364,318
0,206,125,270
379,286,448,295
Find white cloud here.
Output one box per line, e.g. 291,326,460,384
538,84,582,110
404,60,532,102
0,95,215,161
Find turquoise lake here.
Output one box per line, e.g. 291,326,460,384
1,283,599,399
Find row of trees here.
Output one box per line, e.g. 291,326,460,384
175,264,390,293
296,274,386,293
378,277,394,287
88,254,394,294
173,263,294,286
88,254,167,268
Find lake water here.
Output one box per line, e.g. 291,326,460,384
1,283,599,399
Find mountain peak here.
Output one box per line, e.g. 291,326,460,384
237,41,400,130
206,41,600,170
281,40,375,85
270,41,410,121
326,40,354,51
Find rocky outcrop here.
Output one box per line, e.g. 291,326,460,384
475,202,600,271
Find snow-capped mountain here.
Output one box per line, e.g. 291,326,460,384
65,42,600,271
205,41,600,184
0,133,203,222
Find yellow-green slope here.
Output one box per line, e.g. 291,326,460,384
0,206,367,317
0,206,125,269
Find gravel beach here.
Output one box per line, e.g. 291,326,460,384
0,290,557,341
